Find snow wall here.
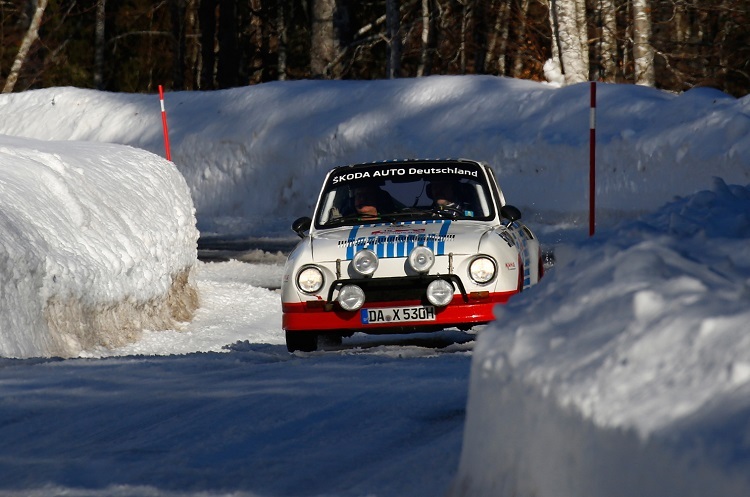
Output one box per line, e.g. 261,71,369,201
448,179,750,497
0,136,199,358
0,78,747,237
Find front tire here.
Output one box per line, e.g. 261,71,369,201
285,331,318,352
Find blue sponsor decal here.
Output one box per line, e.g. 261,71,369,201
342,220,454,260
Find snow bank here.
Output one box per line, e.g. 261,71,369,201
0,79,747,237
0,77,749,494
449,179,750,497
0,136,199,358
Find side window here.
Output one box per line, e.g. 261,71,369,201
468,181,492,217
333,188,353,217
317,191,336,224
318,188,351,224
484,167,506,207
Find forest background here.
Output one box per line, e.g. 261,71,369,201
0,0,748,97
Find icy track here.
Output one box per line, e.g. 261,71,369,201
0,260,474,497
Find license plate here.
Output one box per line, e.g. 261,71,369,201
361,306,436,324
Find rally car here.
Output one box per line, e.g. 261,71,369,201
281,158,543,352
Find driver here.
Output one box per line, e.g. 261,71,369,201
427,179,474,216
353,186,382,219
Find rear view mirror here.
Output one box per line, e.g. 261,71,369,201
500,205,522,224
292,216,312,238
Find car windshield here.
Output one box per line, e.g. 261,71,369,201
314,162,496,228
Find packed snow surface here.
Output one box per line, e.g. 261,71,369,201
0,76,748,496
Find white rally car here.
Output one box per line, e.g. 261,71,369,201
281,159,543,352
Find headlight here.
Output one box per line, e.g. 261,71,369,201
426,279,454,306
469,256,496,284
352,249,379,276
338,284,365,311
297,266,324,293
408,246,434,273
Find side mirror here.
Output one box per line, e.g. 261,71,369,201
292,216,312,238
500,205,522,224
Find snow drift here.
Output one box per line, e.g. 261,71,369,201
0,78,747,237
0,135,199,358
449,178,750,497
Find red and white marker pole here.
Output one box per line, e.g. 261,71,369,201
158,85,172,161
589,81,596,237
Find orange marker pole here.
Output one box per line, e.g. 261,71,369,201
158,85,172,161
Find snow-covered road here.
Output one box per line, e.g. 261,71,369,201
0,260,474,497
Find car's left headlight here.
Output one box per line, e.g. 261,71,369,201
469,256,497,284
352,249,379,276
297,265,324,293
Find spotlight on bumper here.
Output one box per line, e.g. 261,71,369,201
338,284,365,311
352,249,379,276
408,246,434,273
426,279,454,306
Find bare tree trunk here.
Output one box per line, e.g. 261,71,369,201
277,1,288,80
3,0,48,93
217,0,239,88
547,0,588,85
94,0,106,90
622,0,631,80
673,1,688,44
386,0,401,78
186,0,200,90
458,0,469,73
417,0,431,76
512,0,531,78
599,0,617,82
485,0,510,75
632,0,654,85
198,0,216,89
311,0,346,78
171,0,187,90
547,0,564,83
701,0,729,87
248,0,267,83
574,0,587,73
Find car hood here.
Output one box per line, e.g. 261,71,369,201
311,220,493,261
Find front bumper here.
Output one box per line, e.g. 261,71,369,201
282,291,515,333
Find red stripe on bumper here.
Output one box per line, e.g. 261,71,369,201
282,292,516,332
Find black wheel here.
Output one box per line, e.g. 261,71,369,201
285,331,318,352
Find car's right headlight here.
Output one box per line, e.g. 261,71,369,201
297,266,324,293
469,256,497,284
